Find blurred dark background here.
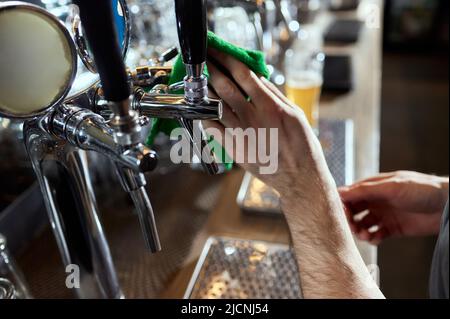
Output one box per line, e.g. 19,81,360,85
379,0,449,298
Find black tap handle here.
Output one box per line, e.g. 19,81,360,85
175,0,207,66
159,47,179,63
73,0,129,102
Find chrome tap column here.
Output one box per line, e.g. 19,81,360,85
0,2,124,298
24,117,122,299
74,0,161,252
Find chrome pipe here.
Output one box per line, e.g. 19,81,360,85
23,120,122,299
51,105,159,251
130,186,161,253
114,165,161,252
51,105,142,171
178,118,220,175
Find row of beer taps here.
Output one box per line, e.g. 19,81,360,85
1,0,315,298
18,0,222,298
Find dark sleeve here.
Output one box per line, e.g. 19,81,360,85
429,200,449,299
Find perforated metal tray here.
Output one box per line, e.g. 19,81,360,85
184,237,301,299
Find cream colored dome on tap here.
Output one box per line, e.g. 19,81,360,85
0,5,74,117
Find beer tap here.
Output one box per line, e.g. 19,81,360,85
174,0,221,175
95,0,223,174
24,99,160,298
73,0,161,252
1,0,223,298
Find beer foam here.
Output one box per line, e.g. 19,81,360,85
0,8,73,116
286,70,323,89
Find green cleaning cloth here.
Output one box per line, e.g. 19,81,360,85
146,31,270,169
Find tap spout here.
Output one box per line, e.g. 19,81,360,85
135,90,222,175
134,89,222,120
114,164,161,252
50,105,156,173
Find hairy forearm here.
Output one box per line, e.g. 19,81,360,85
281,170,384,299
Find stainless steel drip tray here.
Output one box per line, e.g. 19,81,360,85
184,236,302,299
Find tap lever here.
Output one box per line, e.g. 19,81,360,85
74,1,142,147
175,0,207,68
157,47,179,65
175,0,209,104
73,0,129,102
174,0,220,174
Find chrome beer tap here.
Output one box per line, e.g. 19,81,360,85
23,93,158,299
173,0,221,175
23,103,153,299
0,1,126,298
73,0,162,253
1,0,222,298
1,0,163,298
95,0,224,175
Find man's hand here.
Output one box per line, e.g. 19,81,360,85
339,171,449,244
204,48,328,198
204,48,384,298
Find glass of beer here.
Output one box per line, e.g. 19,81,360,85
285,70,323,129
285,26,324,132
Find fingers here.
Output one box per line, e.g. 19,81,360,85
355,212,380,230
208,48,307,132
343,199,370,216
339,172,399,199
362,172,396,182
355,226,389,245
340,180,393,245
208,48,277,108
346,210,389,245
339,181,387,203
367,228,389,245
259,76,309,124
207,61,253,123
208,90,240,128
351,172,397,185
259,76,294,107
344,202,379,232
355,228,373,242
